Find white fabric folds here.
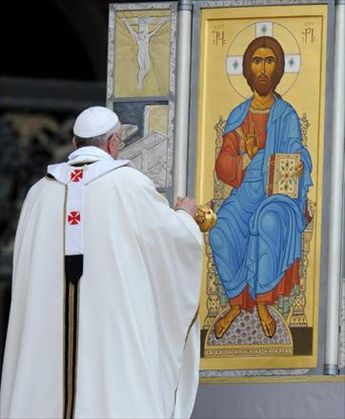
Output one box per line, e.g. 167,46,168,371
0,150,203,419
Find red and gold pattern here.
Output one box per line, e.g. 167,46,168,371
67,211,81,225
70,169,83,183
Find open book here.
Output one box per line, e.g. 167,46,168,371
267,153,300,198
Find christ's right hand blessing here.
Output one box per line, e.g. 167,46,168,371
245,121,259,160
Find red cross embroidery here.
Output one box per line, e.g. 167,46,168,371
67,211,81,225
70,169,83,182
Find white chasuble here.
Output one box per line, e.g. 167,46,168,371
0,150,203,419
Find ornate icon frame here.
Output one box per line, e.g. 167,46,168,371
188,0,335,375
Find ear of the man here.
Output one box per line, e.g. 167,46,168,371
106,136,113,154
106,134,118,156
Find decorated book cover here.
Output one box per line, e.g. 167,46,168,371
267,153,300,198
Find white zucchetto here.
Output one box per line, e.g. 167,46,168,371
73,106,119,138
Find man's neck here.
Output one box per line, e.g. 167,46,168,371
251,91,275,110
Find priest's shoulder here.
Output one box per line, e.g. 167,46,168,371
25,175,62,199
109,165,154,189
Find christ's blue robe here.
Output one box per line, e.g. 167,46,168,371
209,96,312,301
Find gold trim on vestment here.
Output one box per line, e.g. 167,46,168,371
62,182,81,419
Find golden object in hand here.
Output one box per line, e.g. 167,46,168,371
194,205,217,232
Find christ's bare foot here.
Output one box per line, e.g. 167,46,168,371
214,305,241,339
257,303,276,338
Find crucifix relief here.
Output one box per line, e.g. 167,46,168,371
121,16,170,90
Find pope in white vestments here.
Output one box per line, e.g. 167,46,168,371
0,107,203,419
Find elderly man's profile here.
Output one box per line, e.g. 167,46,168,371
209,36,312,339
